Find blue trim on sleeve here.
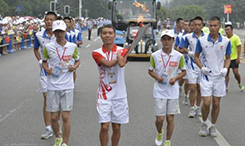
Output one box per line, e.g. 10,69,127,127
77,32,82,41
183,37,189,48
179,38,184,49
226,41,232,55
196,39,202,54
175,36,180,46
34,34,40,49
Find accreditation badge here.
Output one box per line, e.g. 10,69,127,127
52,65,62,78
108,72,116,84
161,73,168,84
60,60,67,71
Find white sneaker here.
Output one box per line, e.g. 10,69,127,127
155,130,164,146
199,123,209,137
196,107,202,117
209,126,218,137
182,95,189,105
188,107,196,118
41,128,53,139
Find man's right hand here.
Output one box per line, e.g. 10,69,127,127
46,68,53,75
155,75,163,83
39,60,43,68
201,67,211,75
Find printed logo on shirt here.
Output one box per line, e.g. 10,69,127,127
169,61,178,67
63,55,72,61
220,46,224,49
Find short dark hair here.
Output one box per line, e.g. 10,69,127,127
225,25,233,30
193,16,203,23
190,19,194,23
101,24,115,33
184,20,189,23
44,11,57,19
63,17,71,22
176,18,183,23
209,16,220,23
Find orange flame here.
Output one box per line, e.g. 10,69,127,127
137,13,143,23
133,2,149,12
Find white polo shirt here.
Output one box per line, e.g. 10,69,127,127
179,32,205,70
34,29,56,76
149,49,186,99
92,44,128,100
196,34,231,80
42,41,80,90
34,29,56,59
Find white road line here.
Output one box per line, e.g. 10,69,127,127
0,103,24,123
198,117,231,146
94,38,98,42
86,44,91,48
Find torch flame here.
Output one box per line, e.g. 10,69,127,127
137,13,143,23
133,2,149,12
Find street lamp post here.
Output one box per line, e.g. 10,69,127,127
79,0,82,18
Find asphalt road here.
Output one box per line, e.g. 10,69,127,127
0,29,244,146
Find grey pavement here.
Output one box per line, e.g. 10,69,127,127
0,29,244,146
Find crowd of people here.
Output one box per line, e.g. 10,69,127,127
0,14,111,57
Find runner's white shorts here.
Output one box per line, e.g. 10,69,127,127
154,98,180,116
187,68,201,84
39,75,47,93
46,89,74,112
200,77,226,97
97,98,129,124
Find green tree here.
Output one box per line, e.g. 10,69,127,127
169,5,207,21
0,0,10,15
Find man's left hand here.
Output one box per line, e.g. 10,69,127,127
69,65,76,72
169,77,177,85
236,58,240,64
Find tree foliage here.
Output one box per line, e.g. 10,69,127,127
167,0,245,22
0,0,110,19
169,5,207,21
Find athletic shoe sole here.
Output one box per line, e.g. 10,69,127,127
41,133,53,139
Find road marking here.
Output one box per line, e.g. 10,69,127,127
94,38,98,42
198,117,231,146
86,44,91,48
0,103,24,123
4,143,37,146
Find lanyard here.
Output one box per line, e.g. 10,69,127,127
161,54,171,72
56,47,66,61
105,51,113,61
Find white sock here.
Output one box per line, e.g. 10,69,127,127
203,120,209,125
196,106,200,109
210,123,215,127
46,125,52,131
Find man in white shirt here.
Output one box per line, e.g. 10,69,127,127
194,16,231,137
34,11,57,139
92,25,128,146
42,20,80,146
149,29,186,146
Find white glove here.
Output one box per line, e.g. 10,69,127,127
188,51,194,58
201,67,211,75
219,68,228,77
39,60,43,68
